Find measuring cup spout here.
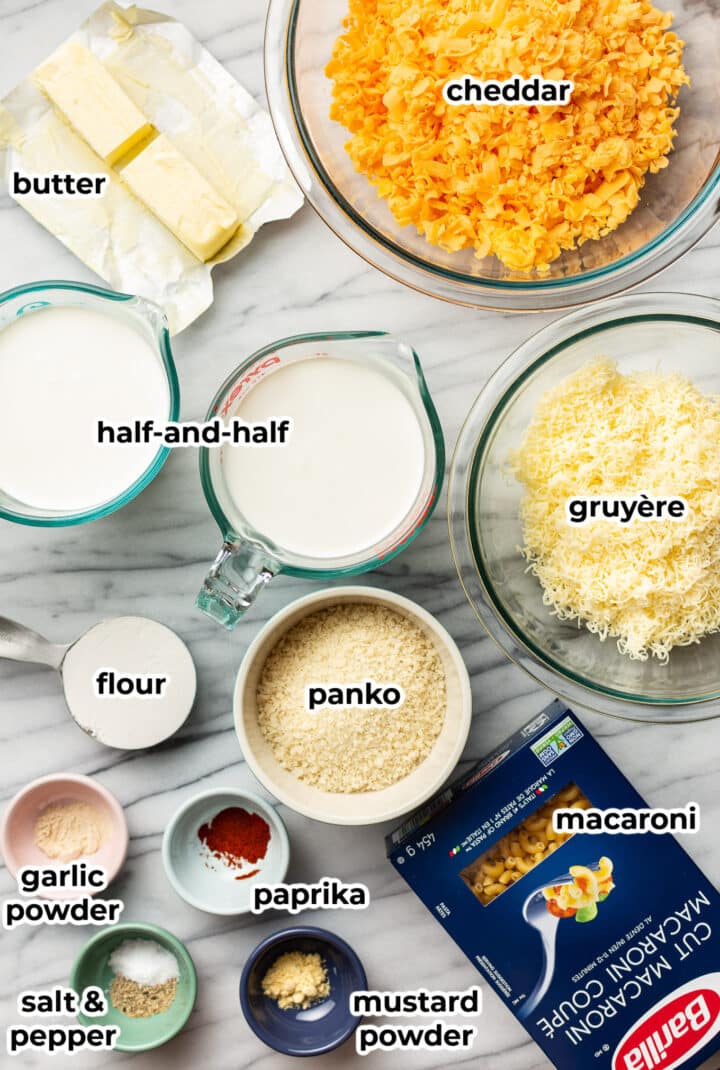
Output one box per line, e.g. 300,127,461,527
196,541,277,629
0,616,68,670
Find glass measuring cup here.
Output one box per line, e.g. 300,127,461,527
0,280,179,527
197,331,445,628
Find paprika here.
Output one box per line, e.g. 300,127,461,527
197,807,271,874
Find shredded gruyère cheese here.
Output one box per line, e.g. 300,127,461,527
511,359,720,661
327,0,688,271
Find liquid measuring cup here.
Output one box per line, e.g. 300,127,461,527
197,331,445,628
0,280,179,527
0,615,196,749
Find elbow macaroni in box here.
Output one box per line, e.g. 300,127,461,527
387,701,720,1070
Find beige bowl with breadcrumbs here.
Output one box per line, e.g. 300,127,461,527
233,586,472,825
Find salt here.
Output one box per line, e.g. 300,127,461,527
109,939,179,986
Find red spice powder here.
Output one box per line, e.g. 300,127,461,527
198,807,271,870
235,868,260,881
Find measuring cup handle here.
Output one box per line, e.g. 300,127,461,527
196,541,277,628
0,616,67,670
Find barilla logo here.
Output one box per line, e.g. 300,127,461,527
612,975,720,1070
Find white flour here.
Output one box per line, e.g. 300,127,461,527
61,617,196,749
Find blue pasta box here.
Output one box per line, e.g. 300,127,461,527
386,700,720,1070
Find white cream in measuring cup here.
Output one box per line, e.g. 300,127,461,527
198,334,444,627
0,305,169,512
0,615,196,749
213,356,426,558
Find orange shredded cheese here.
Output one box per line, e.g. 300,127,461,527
327,0,689,271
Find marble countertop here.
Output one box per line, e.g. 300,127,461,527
1,2,720,1068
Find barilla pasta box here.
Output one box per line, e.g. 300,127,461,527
386,700,720,1070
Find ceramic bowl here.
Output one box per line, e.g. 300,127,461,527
70,922,197,1052
234,586,472,825
0,773,128,899
240,926,366,1056
162,788,290,915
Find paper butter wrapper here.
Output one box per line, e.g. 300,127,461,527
0,2,303,333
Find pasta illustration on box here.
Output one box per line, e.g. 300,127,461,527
542,856,615,923
387,702,720,1070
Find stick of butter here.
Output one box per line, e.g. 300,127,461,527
120,134,239,262
35,40,153,166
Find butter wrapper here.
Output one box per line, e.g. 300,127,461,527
0,2,303,333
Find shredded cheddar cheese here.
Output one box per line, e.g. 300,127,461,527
327,0,688,271
511,359,720,661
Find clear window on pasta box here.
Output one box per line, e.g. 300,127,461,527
460,783,591,905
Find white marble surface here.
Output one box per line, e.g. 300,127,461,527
1,2,720,1068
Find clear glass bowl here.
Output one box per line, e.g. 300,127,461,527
266,0,720,311
449,293,720,722
0,281,179,527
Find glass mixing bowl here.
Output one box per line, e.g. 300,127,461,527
449,293,720,722
265,0,720,311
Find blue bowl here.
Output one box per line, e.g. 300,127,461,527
240,926,367,1057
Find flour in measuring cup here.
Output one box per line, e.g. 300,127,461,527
0,306,169,511
217,357,426,558
61,617,196,749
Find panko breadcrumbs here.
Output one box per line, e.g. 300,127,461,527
327,0,689,271
256,604,446,793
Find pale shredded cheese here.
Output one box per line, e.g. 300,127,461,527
511,359,720,661
327,0,689,271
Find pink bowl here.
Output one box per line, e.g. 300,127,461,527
1,774,128,900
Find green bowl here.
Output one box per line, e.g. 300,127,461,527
69,922,197,1052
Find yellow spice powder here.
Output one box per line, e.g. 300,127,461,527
327,0,689,271
262,951,330,1010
